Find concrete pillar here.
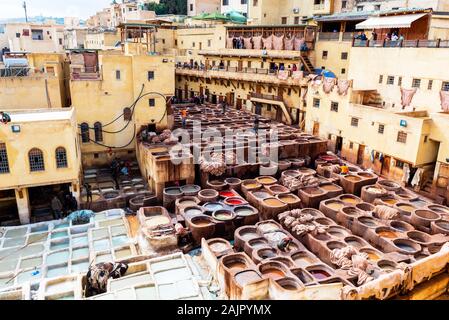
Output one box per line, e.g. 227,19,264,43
15,188,31,225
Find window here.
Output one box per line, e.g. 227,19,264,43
59,38,62,45
148,71,154,80
192,42,195,47
387,76,394,85
322,51,328,59
116,70,121,80
29,148,45,172
281,17,287,25
253,0,258,6
378,124,385,134
80,123,90,143
94,122,103,142
223,0,229,5
123,107,132,121
442,82,449,91
247,61,251,68
149,99,155,107
341,68,346,74
412,78,421,88
374,5,381,11
398,77,402,86
294,17,300,24
55,147,68,168
341,52,348,60
313,98,320,108
23,29,30,36
349,142,354,149
241,0,247,4
428,80,433,90
331,102,339,112
31,29,44,40
0,143,10,174
395,160,405,169
342,0,347,9
351,117,359,127
357,6,364,11
16,33,21,38
208,39,211,47
397,131,407,143
378,75,383,84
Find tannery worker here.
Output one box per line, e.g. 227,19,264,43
86,262,128,297
277,237,293,252
340,165,349,175
51,195,63,220
181,108,188,129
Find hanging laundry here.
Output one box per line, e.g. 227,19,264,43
402,163,411,185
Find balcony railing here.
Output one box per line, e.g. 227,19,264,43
353,38,449,48
251,92,284,102
318,32,340,41
176,65,297,77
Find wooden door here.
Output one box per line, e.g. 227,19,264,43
236,98,242,110
256,85,262,94
381,156,391,176
199,86,204,96
357,144,365,165
229,92,235,106
313,121,320,136
184,84,189,100
238,60,243,72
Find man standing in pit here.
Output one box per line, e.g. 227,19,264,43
181,108,188,129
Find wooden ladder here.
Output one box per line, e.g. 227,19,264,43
300,55,315,74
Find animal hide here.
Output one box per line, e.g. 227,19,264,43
243,37,253,49
252,36,262,49
400,88,417,107
323,77,336,94
284,36,294,50
226,37,234,48
337,79,351,96
262,35,273,50
440,90,449,112
294,37,305,50
273,35,284,50
71,53,84,65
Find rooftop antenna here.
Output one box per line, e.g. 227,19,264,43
23,1,28,23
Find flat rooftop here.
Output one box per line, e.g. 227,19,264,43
9,108,73,123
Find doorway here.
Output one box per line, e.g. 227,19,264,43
357,144,365,165
336,136,343,156
28,183,72,222
313,121,320,136
0,189,19,226
381,155,391,176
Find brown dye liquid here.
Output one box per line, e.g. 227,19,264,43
321,184,338,191
245,183,260,189
346,176,361,182
281,284,298,290
264,199,285,207
194,220,211,227
262,268,285,280
293,255,315,267
310,270,330,280
377,230,398,239
398,204,415,212
226,261,247,270
327,202,344,210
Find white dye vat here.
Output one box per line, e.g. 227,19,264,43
54,222,70,230
71,235,89,247
0,259,18,273
47,265,68,278
98,219,123,228
51,231,68,239
27,233,48,244
71,260,89,273
109,273,153,292
3,237,26,248
50,240,69,251
150,258,186,273
153,268,191,284
111,225,127,236
20,256,42,269
72,247,89,260
46,280,74,295
4,228,27,238
112,235,129,247
115,288,135,300
93,239,110,252
46,251,69,265
92,228,109,240
17,269,41,285
135,285,158,300
115,247,132,259
95,253,113,264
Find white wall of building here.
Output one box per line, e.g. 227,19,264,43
221,0,249,15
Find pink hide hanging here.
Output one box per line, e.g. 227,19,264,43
278,70,289,80
440,91,449,112
70,53,84,65
252,36,262,49
400,88,417,107
83,52,98,72
243,37,253,49
227,37,234,48
305,29,315,42
273,35,284,50
323,77,336,94
284,37,295,50
337,79,351,96
262,35,273,50
294,37,305,51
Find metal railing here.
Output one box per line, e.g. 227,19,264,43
319,32,340,41
353,38,449,48
176,65,298,78
0,67,31,77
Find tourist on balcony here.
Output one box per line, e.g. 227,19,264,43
194,61,199,69
300,42,309,52
200,62,205,70
371,31,378,41
360,32,367,41
233,37,238,49
279,64,285,71
292,64,298,72
219,61,225,70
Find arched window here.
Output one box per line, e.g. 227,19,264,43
80,123,90,143
94,122,103,142
123,107,132,121
29,148,45,172
55,147,68,168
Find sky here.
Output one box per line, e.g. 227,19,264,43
0,0,113,20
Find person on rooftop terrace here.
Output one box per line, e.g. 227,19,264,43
51,195,63,220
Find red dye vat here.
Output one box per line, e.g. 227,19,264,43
220,191,235,198
226,198,244,205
